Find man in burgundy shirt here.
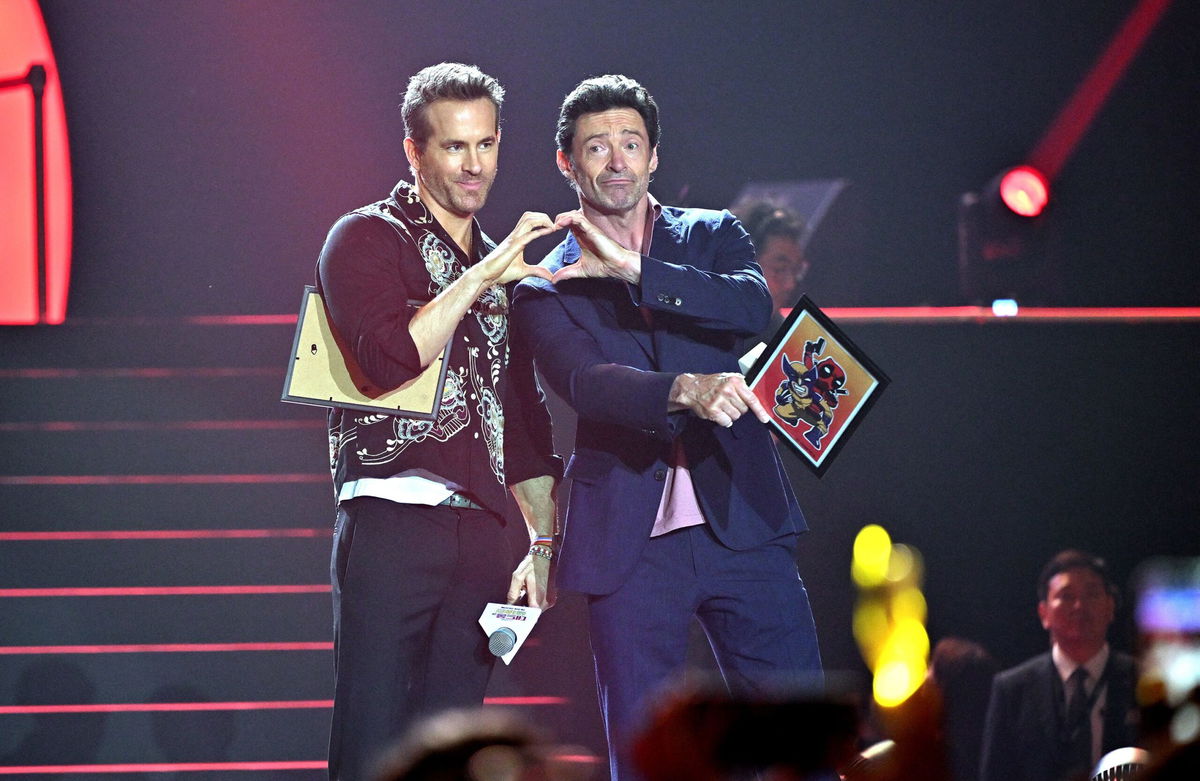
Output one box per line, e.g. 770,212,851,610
316,63,561,781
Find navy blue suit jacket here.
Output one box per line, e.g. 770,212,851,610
512,205,805,596
979,650,1138,781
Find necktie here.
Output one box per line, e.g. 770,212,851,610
1064,667,1092,769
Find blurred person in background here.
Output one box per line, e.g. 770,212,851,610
375,708,587,781
730,200,809,343
980,550,1137,781
927,637,999,781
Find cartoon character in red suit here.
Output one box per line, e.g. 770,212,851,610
772,337,848,449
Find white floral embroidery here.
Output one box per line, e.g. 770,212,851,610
421,234,461,297
467,347,505,483
353,369,472,465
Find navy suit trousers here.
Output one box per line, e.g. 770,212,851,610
587,523,823,781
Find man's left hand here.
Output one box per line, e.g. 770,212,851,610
668,371,771,428
551,210,642,284
507,555,555,610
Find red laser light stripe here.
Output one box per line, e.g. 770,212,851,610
483,696,568,706
0,757,597,774
60,315,298,326
0,699,570,715
0,528,330,541
0,761,326,774
818,306,1200,322
0,473,327,486
40,304,1200,327
0,419,324,432
0,642,332,655
18,305,1200,334
186,314,299,326
1029,0,1173,180
0,585,331,597
0,367,278,379
0,700,333,715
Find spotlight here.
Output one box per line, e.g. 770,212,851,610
998,166,1050,217
957,164,1059,304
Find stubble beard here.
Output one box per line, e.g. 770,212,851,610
423,169,496,219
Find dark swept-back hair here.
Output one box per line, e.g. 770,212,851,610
1037,549,1118,602
734,200,807,247
401,62,504,149
555,74,660,155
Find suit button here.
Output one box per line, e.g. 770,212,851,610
673,297,682,306
653,469,666,481
657,293,668,303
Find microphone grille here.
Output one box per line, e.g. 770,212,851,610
488,627,517,657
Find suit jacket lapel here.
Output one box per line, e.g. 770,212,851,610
1100,652,1136,750
1045,654,1068,737
559,235,656,367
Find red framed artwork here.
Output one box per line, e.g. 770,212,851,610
744,296,890,475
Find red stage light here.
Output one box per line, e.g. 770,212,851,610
1,0,72,325
998,166,1049,217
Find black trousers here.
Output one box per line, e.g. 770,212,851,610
327,498,512,781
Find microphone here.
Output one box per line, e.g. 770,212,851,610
488,627,518,657
478,603,542,665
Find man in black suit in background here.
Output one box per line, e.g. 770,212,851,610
980,550,1138,781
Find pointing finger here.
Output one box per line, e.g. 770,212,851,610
739,385,771,423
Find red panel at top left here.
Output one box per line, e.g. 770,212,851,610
0,0,72,325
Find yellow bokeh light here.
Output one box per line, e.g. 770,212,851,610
891,586,928,624
852,525,892,588
872,619,930,707
890,618,931,660
873,657,925,707
886,544,914,582
853,598,890,666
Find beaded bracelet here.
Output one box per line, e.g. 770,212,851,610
528,545,554,561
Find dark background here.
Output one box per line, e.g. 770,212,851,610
1,0,1197,773
40,0,1199,316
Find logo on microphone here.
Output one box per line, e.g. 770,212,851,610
478,603,542,665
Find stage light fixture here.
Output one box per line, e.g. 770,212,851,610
999,166,1050,217
957,165,1059,304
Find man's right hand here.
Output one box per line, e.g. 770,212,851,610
409,212,558,368
507,554,555,611
668,372,771,428
475,211,559,286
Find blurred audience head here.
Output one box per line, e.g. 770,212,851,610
733,200,809,312
928,637,998,781
632,683,858,781
374,708,577,781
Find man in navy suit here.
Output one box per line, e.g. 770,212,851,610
980,550,1138,781
513,75,822,781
